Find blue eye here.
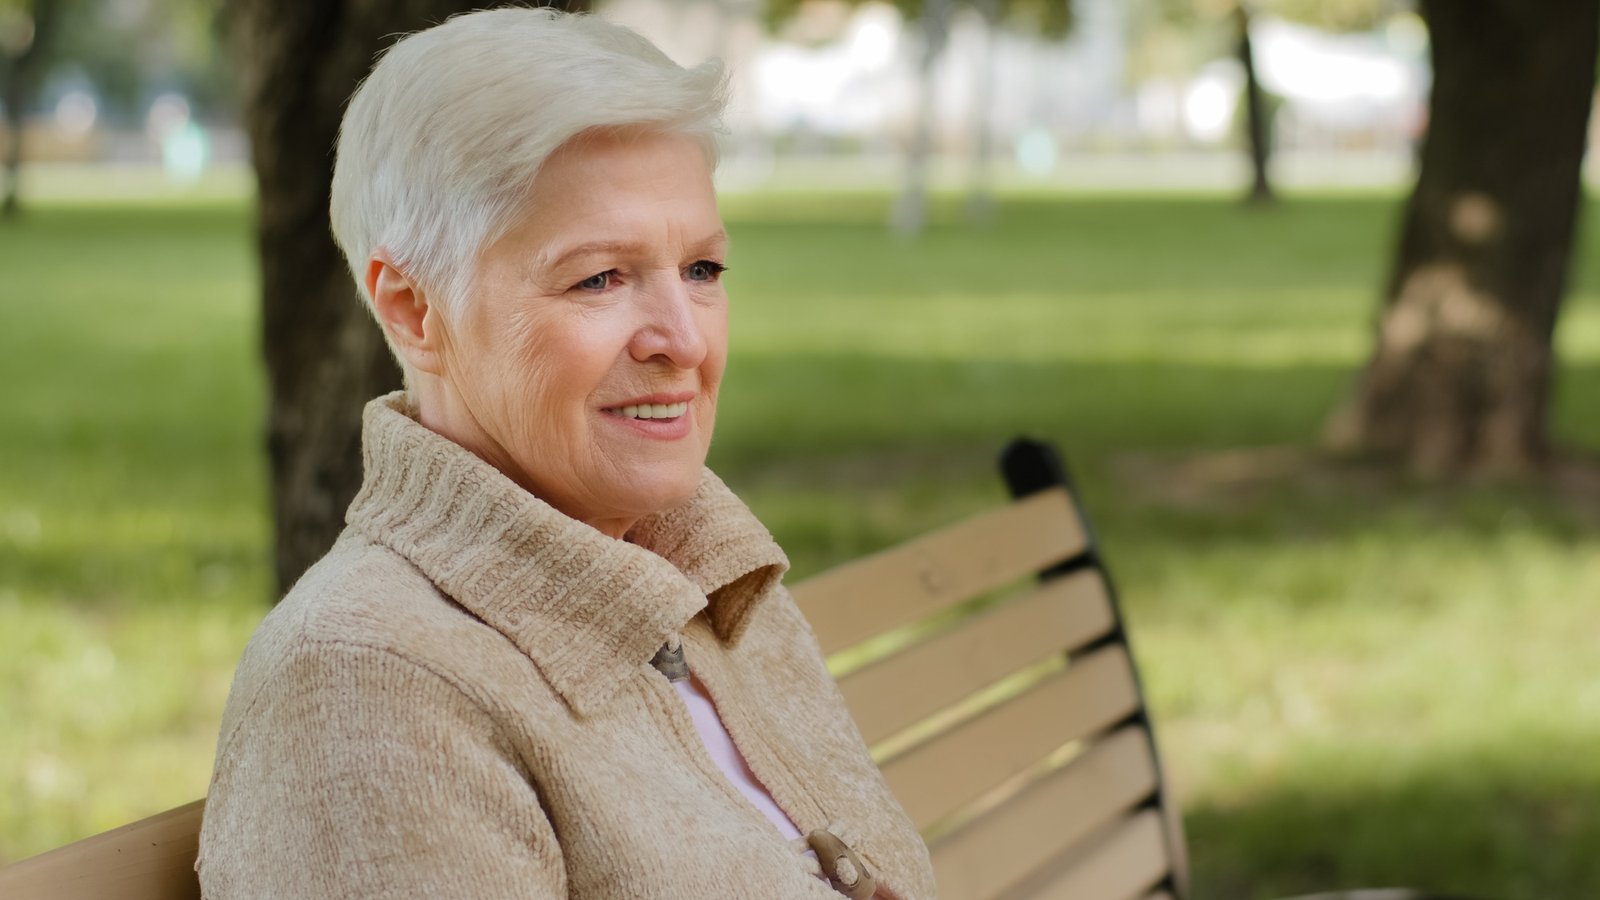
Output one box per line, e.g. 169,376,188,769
686,260,726,282
576,270,615,291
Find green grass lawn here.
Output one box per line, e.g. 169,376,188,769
3,182,1598,898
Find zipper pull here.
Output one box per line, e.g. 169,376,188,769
649,640,690,683
806,828,877,899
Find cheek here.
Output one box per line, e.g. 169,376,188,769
442,318,505,408
514,318,632,413
504,328,552,384
702,307,731,379
699,322,728,439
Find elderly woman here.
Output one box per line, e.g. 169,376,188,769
196,8,935,900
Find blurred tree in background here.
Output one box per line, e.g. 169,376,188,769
764,0,1074,235
57,0,229,118
0,0,227,217
1326,0,1599,476
1233,3,1272,204
1151,0,1407,205
1133,0,1596,478
1,0,68,217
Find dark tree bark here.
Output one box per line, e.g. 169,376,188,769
226,0,588,594
1234,3,1274,206
1325,0,1599,476
1,0,65,219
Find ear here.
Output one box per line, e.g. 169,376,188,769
366,251,446,376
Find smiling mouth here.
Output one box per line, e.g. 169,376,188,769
604,402,689,420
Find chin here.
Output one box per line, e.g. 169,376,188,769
622,467,703,518
655,475,704,513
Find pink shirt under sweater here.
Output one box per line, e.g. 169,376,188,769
671,675,892,898
671,675,803,840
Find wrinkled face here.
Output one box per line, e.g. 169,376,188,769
431,128,728,538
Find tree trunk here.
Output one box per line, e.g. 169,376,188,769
1234,3,1274,206
226,0,586,594
1324,0,1599,476
1,57,23,219
891,0,952,238
966,0,1000,225
1,0,64,220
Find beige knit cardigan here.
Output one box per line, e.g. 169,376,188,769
197,393,938,899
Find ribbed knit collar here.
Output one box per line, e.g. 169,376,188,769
344,392,790,716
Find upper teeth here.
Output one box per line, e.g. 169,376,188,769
614,402,688,420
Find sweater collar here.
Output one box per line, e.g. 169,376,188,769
343,392,789,716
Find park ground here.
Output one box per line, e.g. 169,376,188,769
3,179,1599,898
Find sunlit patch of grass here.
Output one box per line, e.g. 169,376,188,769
3,185,1599,898
0,589,263,852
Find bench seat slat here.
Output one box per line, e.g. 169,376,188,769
882,645,1141,831
1007,809,1171,900
792,488,1086,655
0,799,204,900
930,727,1157,900
840,571,1116,746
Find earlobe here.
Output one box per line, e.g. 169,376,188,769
367,253,445,376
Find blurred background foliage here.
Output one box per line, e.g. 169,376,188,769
0,0,229,121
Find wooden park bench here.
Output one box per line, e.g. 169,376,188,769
0,439,1451,900
791,438,1188,900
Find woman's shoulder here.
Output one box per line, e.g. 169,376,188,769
272,531,504,661
216,531,552,746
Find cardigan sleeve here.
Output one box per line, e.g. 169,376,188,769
197,637,566,899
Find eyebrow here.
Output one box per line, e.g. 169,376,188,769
541,240,646,272
690,229,730,253
540,230,730,272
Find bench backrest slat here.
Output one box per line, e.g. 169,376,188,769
0,799,203,900
837,570,1116,747
792,487,1086,656
880,644,1141,833
1008,809,1171,900
929,725,1156,900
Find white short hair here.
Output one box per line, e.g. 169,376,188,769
330,8,728,321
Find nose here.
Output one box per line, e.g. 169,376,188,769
628,278,709,370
